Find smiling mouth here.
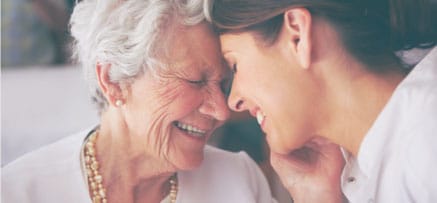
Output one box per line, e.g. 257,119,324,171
174,121,207,137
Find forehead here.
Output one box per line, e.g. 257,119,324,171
220,32,260,55
163,23,228,77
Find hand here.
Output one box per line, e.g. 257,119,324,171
270,137,345,203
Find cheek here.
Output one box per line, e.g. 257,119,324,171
152,84,206,169
148,80,202,115
264,77,320,153
268,106,314,154
161,84,203,119
125,82,205,162
144,82,203,131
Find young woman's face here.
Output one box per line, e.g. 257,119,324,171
220,32,323,154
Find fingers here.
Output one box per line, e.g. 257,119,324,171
270,143,319,175
270,136,345,177
269,153,300,191
304,136,337,151
302,137,344,162
270,136,346,203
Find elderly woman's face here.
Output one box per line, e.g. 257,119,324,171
123,23,230,170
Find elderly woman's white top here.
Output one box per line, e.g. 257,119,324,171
2,128,275,203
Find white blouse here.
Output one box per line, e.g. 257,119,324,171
341,47,437,202
2,128,275,203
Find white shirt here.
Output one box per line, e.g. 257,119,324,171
2,128,275,203
341,47,437,203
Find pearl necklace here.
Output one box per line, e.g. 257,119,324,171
83,131,178,203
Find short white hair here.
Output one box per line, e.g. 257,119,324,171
70,0,208,112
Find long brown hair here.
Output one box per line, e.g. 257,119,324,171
208,0,436,70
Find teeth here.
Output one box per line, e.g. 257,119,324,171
176,122,207,137
256,111,265,126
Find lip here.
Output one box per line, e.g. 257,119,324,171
249,108,259,118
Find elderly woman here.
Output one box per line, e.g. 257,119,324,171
2,0,275,202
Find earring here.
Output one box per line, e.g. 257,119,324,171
115,99,123,107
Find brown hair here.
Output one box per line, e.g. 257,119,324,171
209,0,436,70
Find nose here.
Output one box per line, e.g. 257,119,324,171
227,83,247,112
199,85,230,121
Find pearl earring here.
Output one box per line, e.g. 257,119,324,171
115,99,123,107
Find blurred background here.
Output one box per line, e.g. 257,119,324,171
1,0,292,202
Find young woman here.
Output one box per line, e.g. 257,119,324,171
208,0,437,202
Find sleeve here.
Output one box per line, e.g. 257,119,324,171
237,151,278,203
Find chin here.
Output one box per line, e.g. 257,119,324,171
267,131,304,155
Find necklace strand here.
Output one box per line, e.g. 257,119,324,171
84,131,178,203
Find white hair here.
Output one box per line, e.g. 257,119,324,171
70,0,208,112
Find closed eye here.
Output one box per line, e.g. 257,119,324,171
232,64,237,74
221,76,233,97
188,79,206,86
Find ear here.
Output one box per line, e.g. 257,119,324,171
280,8,312,69
96,63,125,107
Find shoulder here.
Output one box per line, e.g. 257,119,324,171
203,145,254,165
177,145,274,203
403,124,437,175
189,145,258,180
395,47,437,148
202,145,264,181
3,129,87,174
400,47,437,105
387,49,437,201
400,122,437,201
2,129,92,203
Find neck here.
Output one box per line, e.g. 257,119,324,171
310,19,407,157
316,58,406,157
94,108,175,202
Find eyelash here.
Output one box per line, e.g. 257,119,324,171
221,78,233,97
188,79,206,85
232,64,237,74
